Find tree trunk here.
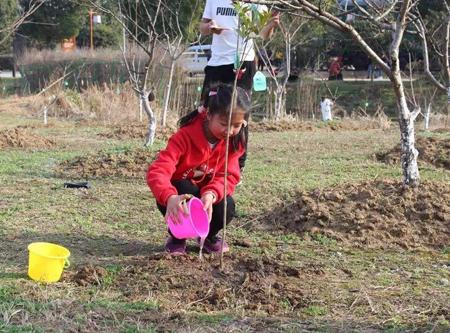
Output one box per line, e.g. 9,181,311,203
424,102,431,130
139,99,143,122
274,85,285,120
390,43,420,187
161,60,176,127
396,87,420,187
43,106,48,125
447,86,450,128
140,90,156,146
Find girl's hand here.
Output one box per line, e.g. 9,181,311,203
201,192,216,222
166,194,192,224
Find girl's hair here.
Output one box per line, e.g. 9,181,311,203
178,83,251,151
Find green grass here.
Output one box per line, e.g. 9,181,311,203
302,305,328,317
0,77,21,97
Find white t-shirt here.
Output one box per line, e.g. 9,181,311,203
320,99,333,121
203,0,267,67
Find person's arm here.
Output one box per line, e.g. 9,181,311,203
200,18,228,36
199,18,212,36
260,11,280,40
147,133,187,206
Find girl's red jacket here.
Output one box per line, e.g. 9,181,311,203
147,112,244,206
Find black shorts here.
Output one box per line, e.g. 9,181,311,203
201,61,256,106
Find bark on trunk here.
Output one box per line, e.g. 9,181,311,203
274,85,285,120
424,102,431,130
141,91,156,146
397,94,420,187
139,99,143,122
390,45,420,187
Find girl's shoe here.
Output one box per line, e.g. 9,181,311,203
200,236,230,253
165,237,186,255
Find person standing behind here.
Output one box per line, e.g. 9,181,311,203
198,0,279,173
328,57,341,81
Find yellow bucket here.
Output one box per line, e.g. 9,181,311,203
27,242,70,283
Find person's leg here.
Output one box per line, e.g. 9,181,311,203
202,195,235,253
208,195,235,238
238,60,256,93
236,61,255,171
200,65,214,108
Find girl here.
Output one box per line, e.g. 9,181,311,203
147,84,250,255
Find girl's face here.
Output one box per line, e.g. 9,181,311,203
207,109,246,140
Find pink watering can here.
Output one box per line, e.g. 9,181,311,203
166,197,209,239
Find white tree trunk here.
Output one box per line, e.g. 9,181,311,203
139,99,143,122
390,40,420,186
447,87,450,128
161,60,176,127
396,88,420,186
424,102,431,130
274,85,285,120
43,106,48,125
140,91,156,146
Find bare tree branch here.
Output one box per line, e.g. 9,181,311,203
0,0,46,46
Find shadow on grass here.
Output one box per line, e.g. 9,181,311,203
0,232,162,269
0,272,27,279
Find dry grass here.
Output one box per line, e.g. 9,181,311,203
18,47,153,66
28,83,141,124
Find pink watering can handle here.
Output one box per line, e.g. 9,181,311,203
180,194,193,215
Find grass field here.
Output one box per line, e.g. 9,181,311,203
0,77,21,97
0,100,449,332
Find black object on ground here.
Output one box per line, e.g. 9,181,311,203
64,182,91,189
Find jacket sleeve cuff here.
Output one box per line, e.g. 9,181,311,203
161,189,178,206
200,188,219,203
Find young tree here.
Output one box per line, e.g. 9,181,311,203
244,0,422,187
158,0,201,128
91,0,163,146
254,15,307,119
413,0,450,122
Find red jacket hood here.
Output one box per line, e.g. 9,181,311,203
147,112,244,206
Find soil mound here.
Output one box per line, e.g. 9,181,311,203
431,128,450,134
69,264,108,286
110,252,338,315
56,148,155,178
0,127,55,149
261,180,450,250
98,124,176,141
376,136,450,170
251,118,390,132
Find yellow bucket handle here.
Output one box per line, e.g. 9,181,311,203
64,258,70,269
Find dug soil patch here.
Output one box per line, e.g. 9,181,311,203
68,252,348,316
71,264,108,286
56,148,155,178
0,127,55,149
262,180,450,250
98,124,176,141
376,136,450,170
